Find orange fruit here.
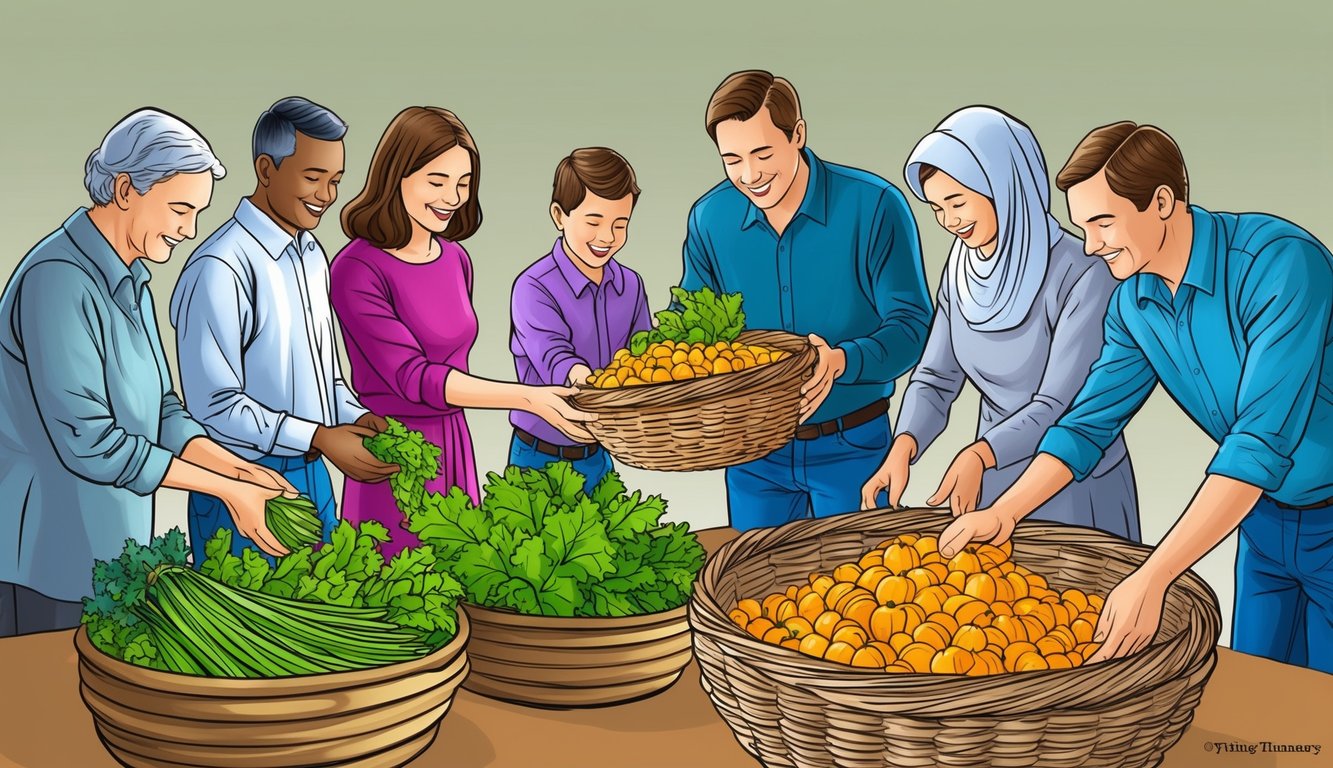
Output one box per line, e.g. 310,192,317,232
952,624,988,653
923,562,951,584
1088,594,1106,612
783,617,815,639
914,585,952,615
773,599,798,624
898,642,937,673
795,585,813,602
884,661,916,674
924,611,961,636
760,593,786,619
746,617,776,640
983,626,1011,648
779,637,801,651
888,632,916,654
1013,597,1042,616
1048,625,1079,652
974,649,1005,676
963,573,999,603
866,641,897,664
1066,650,1085,666
851,646,888,668
1069,618,1095,645
824,641,857,665
832,625,869,648
1061,588,1090,613
798,593,826,623
875,575,917,606
1045,653,1074,670
842,597,877,629
947,548,984,575
913,621,953,650
904,567,937,591
976,543,1009,566
728,609,749,627
883,543,922,574
798,633,831,658
858,549,885,569
833,587,876,615
1003,572,1030,601
942,595,987,626
785,585,799,601
832,564,863,585
991,615,1028,644
931,646,976,675
762,626,792,644
1019,615,1049,643
1013,651,1050,672
814,611,843,639
857,565,892,591
912,535,939,556
1003,641,1040,670
989,601,1014,617
1035,636,1068,656
810,575,835,597
825,583,858,610
737,599,762,622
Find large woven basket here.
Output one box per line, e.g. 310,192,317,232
570,329,816,471
689,508,1222,768
75,609,470,768
461,602,692,708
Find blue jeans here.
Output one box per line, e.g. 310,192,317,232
725,415,891,532
507,434,613,496
187,454,337,567
1232,498,1333,674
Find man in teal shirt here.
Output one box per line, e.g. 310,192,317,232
939,121,1333,674
681,70,932,530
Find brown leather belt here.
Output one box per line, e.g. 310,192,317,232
514,428,601,460
1267,496,1333,511
794,399,889,441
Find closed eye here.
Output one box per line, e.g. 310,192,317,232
429,182,443,188
757,154,773,161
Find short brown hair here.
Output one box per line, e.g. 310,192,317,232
551,147,641,214
705,70,802,142
1056,121,1189,211
341,106,482,248
917,164,939,187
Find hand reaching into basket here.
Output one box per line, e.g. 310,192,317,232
520,386,597,443
926,441,995,517
799,334,846,422
1084,570,1166,664
861,434,916,509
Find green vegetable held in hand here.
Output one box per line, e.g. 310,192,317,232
265,495,323,551
629,286,746,356
363,417,441,519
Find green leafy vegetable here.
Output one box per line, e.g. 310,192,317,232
629,286,746,355
265,495,323,551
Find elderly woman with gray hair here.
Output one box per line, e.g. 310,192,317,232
861,106,1141,541
0,108,297,636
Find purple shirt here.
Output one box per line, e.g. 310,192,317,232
510,238,651,445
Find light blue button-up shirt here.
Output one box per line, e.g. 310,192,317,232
170,199,366,462
681,148,932,423
1040,206,1333,506
0,210,207,601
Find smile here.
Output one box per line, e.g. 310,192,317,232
162,235,181,248
1101,250,1123,263
748,180,773,198
303,203,325,215
428,205,454,221
956,223,975,237
588,244,612,257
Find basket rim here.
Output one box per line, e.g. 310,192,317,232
463,600,687,629
688,507,1222,717
569,329,815,412
75,606,470,695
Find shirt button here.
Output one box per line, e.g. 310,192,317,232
1178,320,1185,327
1193,368,1201,375
782,286,790,293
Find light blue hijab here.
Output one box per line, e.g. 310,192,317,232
904,107,1063,332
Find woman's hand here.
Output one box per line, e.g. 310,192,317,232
938,506,1018,558
217,479,290,558
927,443,990,517
861,434,917,510
522,386,598,443
231,461,299,498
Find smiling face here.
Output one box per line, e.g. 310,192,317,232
401,145,473,236
123,170,214,263
921,170,998,254
713,106,806,210
258,132,344,233
552,191,634,271
1066,170,1168,280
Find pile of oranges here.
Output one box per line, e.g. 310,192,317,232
586,340,790,389
729,533,1105,675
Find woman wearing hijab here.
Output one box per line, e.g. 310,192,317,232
861,106,1140,540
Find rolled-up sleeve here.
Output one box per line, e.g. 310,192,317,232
511,275,584,386
837,187,933,385
984,265,1116,469
18,263,173,495
329,254,454,411
1207,239,1333,490
894,276,965,460
1038,290,1158,481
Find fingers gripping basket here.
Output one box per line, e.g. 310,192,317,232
689,508,1222,768
570,330,816,472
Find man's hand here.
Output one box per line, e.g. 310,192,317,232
312,424,399,483
861,434,916,510
232,462,299,498
1086,568,1169,664
355,412,390,433
799,334,847,422
218,479,290,558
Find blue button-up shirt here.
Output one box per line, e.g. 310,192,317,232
681,148,932,423
1040,206,1333,506
170,199,366,462
0,210,206,601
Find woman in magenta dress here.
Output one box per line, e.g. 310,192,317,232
331,107,594,557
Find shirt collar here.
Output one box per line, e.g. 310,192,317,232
234,197,315,260
1134,205,1219,309
553,238,625,296
63,208,151,310
740,147,829,231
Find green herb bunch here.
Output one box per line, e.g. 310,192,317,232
628,286,745,356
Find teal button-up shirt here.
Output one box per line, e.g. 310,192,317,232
681,148,932,423
0,209,205,601
1040,206,1333,506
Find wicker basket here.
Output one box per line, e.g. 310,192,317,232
569,330,816,471
461,602,693,708
75,609,471,768
689,508,1222,768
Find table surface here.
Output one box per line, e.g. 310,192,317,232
1,528,1330,768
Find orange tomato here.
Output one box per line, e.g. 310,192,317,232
832,563,863,585
783,617,816,639
746,617,776,640
856,565,892,592
824,641,857,665
875,575,917,606
798,593,826,623
898,642,937,673
858,549,886,569
851,646,888,668
814,610,843,639
1013,651,1050,672
883,543,923,574
737,598,762,622
952,624,988,653
913,621,953,650
798,633,831,659
931,646,976,675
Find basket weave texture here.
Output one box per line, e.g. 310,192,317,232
689,508,1222,768
570,330,815,472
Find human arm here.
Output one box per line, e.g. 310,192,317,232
158,457,289,557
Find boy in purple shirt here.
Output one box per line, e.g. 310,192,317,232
509,148,652,491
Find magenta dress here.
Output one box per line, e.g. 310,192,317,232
329,237,480,558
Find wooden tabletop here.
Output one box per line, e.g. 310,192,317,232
1,528,1329,767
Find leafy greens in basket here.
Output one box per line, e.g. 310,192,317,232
629,286,745,356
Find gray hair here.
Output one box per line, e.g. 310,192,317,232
84,109,226,206
252,97,347,168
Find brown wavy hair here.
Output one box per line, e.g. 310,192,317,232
341,107,482,247
705,70,802,142
1056,121,1188,211
551,147,641,214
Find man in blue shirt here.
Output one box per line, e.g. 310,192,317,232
171,97,397,565
938,121,1333,674
681,70,932,530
